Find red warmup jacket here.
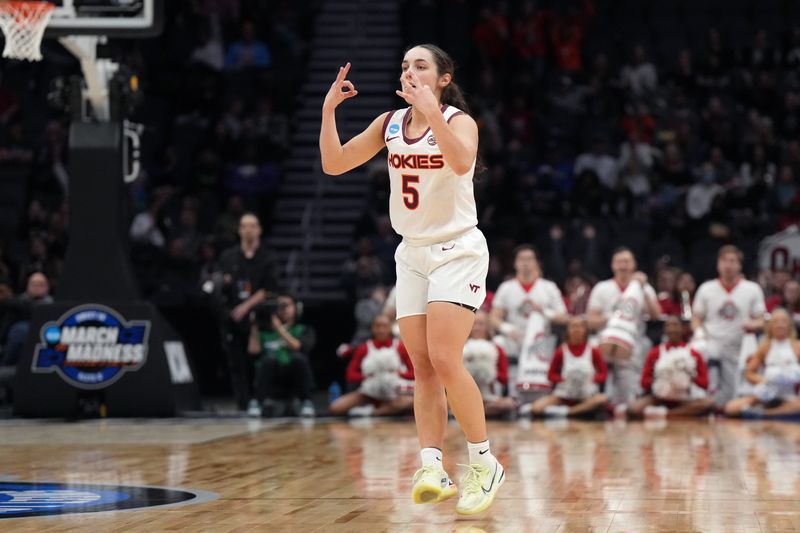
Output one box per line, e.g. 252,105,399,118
641,342,709,393
547,343,607,385
345,339,414,385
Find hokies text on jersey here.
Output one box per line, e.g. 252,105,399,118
388,153,445,170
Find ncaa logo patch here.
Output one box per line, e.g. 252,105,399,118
32,304,151,390
388,123,400,134
0,481,215,519
427,135,437,146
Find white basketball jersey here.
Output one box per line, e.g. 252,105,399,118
383,105,477,245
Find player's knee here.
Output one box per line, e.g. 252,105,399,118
427,351,461,381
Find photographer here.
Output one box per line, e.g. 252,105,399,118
248,294,316,417
216,213,279,412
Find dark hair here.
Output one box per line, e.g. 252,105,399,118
408,43,470,113
513,244,538,260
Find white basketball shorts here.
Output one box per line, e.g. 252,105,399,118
394,227,489,319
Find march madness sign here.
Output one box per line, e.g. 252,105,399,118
32,304,150,389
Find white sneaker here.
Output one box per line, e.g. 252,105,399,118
299,400,315,418
411,465,457,504
614,403,628,418
543,404,569,418
644,405,668,418
455,459,505,515
246,399,261,417
347,404,375,417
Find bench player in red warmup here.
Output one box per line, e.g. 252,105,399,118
320,44,504,515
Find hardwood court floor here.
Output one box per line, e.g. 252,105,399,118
1,416,799,532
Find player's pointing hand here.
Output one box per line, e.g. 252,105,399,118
323,62,358,111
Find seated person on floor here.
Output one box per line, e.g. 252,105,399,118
725,309,800,418
463,310,515,417
629,315,714,418
248,294,316,417
528,316,609,418
329,314,415,417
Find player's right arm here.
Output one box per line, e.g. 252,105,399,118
320,62,388,175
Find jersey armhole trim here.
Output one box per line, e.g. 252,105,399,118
381,110,394,139
447,111,466,123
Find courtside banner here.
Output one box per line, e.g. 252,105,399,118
32,304,151,390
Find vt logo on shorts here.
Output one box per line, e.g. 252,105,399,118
469,284,481,293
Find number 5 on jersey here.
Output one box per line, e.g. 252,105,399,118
402,174,420,210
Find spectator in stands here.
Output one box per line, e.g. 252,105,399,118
766,280,800,330
341,238,385,300
628,316,713,418
724,309,800,418
588,247,661,406
686,163,723,220
224,20,271,70
0,278,15,364
691,245,766,405
550,0,594,73
347,285,389,349
472,5,510,69
217,212,279,412
574,137,617,190
2,272,52,366
330,314,414,417
248,294,316,417
620,45,657,98
525,317,607,418
464,311,514,418
656,267,681,317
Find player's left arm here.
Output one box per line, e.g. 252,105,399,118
426,112,478,176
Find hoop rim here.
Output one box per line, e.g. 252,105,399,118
0,1,55,13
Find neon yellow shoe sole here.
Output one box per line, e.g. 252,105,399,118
411,480,457,504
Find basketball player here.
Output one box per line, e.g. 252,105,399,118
587,247,662,406
691,245,766,405
319,44,504,515
490,244,569,360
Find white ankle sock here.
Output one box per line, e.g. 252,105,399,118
467,439,495,468
420,447,443,468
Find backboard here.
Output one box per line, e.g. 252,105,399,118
45,0,162,37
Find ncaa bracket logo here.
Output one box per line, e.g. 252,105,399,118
32,304,150,389
0,481,216,519
388,123,400,134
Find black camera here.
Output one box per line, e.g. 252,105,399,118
253,298,287,329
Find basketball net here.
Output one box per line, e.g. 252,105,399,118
0,1,55,61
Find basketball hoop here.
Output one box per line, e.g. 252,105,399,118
0,1,55,61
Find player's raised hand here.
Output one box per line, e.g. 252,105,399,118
396,70,439,117
323,63,358,111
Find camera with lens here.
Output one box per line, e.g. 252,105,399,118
252,298,287,329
